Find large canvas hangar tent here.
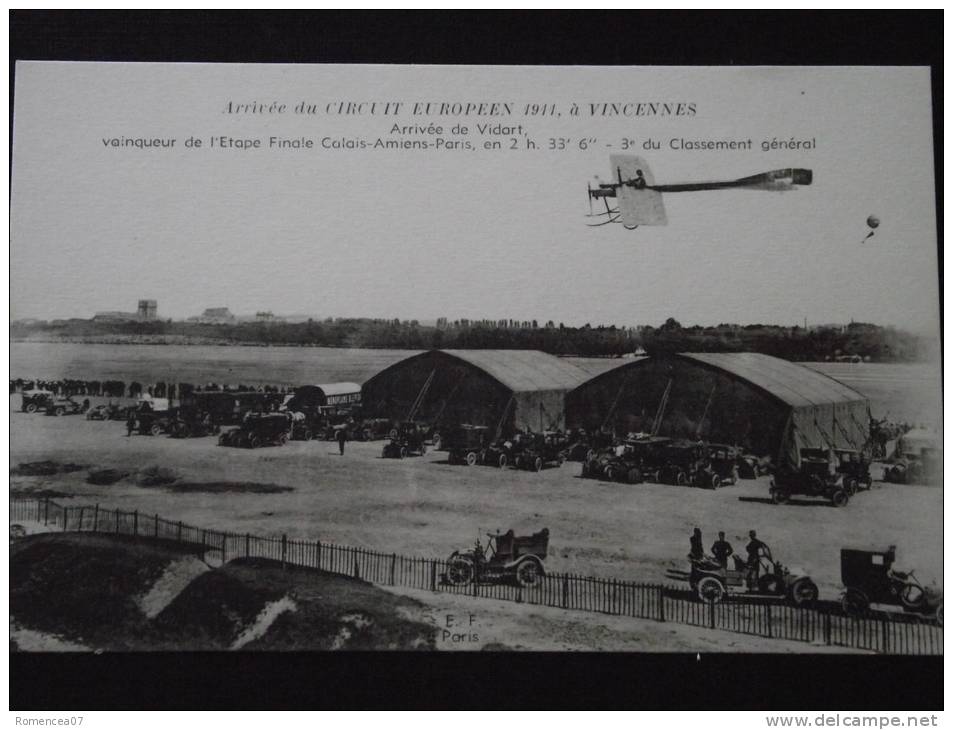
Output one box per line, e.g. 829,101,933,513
361,349,592,433
566,352,870,466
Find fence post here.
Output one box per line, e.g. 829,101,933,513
154,514,159,538
78,507,85,532
824,611,832,645
133,510,139,537
93,504,99,532
353,553,360,580
881,618,890,654
62,507,68,531
709,598,716,629
44,497,50,526
390,554,396,586
316,540,322,569
221,532,227,562
245,533,251,558
658,585,666,622
562,576,569,609
765,603,772,638
176,521,183,542
281,534,287,569
115,509,120,534
430,561,437,591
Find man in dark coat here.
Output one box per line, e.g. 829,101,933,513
745,530,770,588
688,527,704,561
337,427,348,455
711,531,734,567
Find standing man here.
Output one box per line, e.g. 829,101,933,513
126,412,137,437
689,527,704,561
711,531,734,567
337,426,348,456
745,530,769,588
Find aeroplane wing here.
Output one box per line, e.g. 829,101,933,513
611,155,667,228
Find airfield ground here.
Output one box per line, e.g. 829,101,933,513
10,397,942,602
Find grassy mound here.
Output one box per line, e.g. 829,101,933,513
12,461,87,476
10,534,205,649
87,468,129,485
11,534,436,651
135,465,179,487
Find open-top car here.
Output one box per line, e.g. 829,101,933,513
840,547,942,624
44,396,89,417
690,550,819,606
219,412,293,448
20,389,53,413
169,409,220,438
444,528,550,587
85,402,129,421
597,436,672,484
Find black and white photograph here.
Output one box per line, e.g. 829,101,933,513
7,11,943,714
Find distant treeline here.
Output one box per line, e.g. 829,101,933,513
9,317,933,362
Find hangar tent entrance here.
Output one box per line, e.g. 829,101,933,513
361,350,592,435
566,353,870,467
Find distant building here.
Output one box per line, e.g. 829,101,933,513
188,307,237,325
137,299,158,321
93,310,138,323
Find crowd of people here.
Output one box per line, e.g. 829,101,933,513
10,378,299,400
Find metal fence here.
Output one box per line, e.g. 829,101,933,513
10,496,942,654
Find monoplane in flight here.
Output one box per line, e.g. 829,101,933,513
587,155,813,229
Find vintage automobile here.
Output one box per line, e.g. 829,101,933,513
580,446,618,480
85,402,128,421
169,409,220,438
134,409,177,436
884,429,940,485
690,550,819,606
694,443,742,488
831,448,873,494
564,428,617,462
514,431,569,472
219,412,293,448
656,440,707,486
444,424,491,466
20,389,53,413
44,396,89,417
597,436,672,484
444,528,550,587
737,452,770,479
382,421,429,458
840,547,942,625
770,450,851,507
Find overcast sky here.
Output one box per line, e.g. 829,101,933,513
11,63,940,335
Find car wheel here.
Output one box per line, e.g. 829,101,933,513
675,470,687,486
399,446,408,459
465,451,478,467
515,559,542,587
789,578,819,606
55,407,66,417
447,557,475,587
498,453,508,468
935,603,943,627
710,475,722,489
696,576,725,604
25,403,37,413
830,489,849,507
388,428,398,440
534,456,543,473
604,466,615,482
841,587,869,616
249,435,261,449
421,443,427,455
149,424,162,436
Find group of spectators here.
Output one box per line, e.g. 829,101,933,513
10,378,298,400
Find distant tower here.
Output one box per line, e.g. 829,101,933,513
138,299,157,321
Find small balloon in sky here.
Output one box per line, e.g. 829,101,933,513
862,215,880,243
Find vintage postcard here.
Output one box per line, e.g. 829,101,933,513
10,62,941,656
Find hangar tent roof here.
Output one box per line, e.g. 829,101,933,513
677,353,867,409
430,350,592,393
